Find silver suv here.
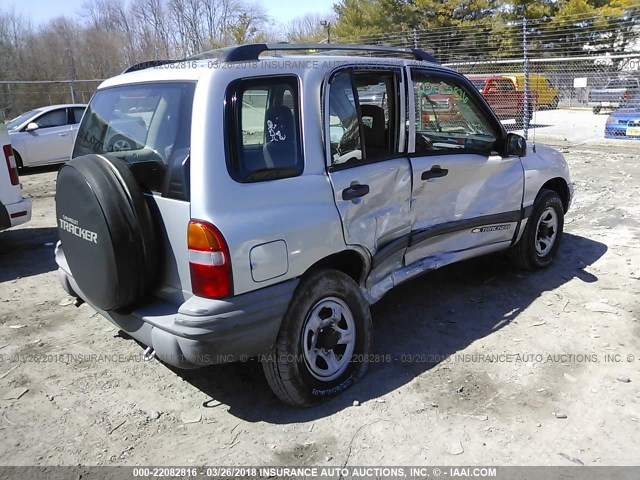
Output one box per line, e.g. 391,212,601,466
55,44,573,406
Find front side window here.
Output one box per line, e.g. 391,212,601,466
413,71,498,154
36,109,67,128
73,82,195,198
227,76,302,183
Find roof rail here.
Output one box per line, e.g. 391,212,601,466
122,59,182,74
189,43,439,64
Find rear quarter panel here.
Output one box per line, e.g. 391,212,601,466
190,67,350,296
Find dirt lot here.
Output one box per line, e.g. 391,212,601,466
1,140,639,467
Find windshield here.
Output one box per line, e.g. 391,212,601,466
607,80,637,89
6,109,41,131
73,82,195,199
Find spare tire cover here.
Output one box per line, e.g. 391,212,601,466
56,154,158,311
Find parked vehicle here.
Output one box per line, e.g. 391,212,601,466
55,44,573,406
0,112,31,231
604,93,640,140
502,73,559,109
467,75,538,124
6,104,87,168
588,78,640,114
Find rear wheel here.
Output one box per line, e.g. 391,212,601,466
13,150,23,169
549,96,559,109
592,107,601,115
509,189,564,270
262,269,372,406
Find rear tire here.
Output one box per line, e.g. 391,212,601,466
509,189,564,270
549,96,559,109
592,107,601,115
13,150,23,169
262,269,372,406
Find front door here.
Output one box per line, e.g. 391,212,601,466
326,68,412,283
405,68,525,266
23,108,73,165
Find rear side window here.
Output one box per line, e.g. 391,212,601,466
73,82,195,199
71,107,86,124
226,76,303,183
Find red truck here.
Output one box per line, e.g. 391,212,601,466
467,75,537,124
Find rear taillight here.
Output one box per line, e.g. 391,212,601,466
188,220,232,299
3,145,19,186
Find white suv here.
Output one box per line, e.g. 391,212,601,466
55,44,573,406
0,113,31,232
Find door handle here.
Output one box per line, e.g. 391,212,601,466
342,184,370,201
58,133,67,136
421,165,449,180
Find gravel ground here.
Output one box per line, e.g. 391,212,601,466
0,140,639,467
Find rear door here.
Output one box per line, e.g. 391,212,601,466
406,68,524,266
326,68,412,283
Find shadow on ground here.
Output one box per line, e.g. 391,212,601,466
0,227,59,282
157,233,606,422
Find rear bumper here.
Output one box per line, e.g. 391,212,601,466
588,101,621,108
55,242,298,369
0,196,32,231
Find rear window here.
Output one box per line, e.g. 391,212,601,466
607,80,638,89
73,82,195,200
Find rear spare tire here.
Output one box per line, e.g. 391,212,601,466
55,154,158,311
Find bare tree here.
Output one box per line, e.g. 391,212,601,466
286,13,334,43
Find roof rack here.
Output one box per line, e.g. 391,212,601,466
121,43,439,74
189,43,439,64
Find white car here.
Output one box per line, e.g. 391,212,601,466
0,113,31,231
6,104,86,168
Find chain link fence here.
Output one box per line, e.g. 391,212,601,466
0,80,102,118
345,9,640,145
2,9,639,146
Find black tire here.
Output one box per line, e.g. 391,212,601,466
262,269,373,407
13,150,23,169
107,135,135,152
509,189,564,270
55,154,158,311
549,96,559,109
592,107,601,115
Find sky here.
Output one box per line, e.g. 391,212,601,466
0,0,336,26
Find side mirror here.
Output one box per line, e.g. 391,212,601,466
505,132,527,157
25,122,39,132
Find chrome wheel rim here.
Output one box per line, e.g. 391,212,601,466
302,297,356,382
535,207,558,257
